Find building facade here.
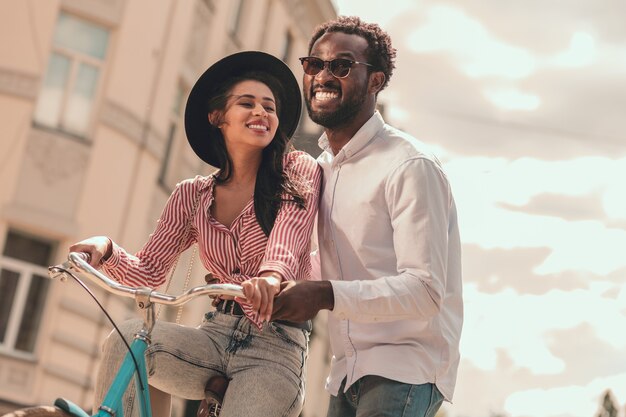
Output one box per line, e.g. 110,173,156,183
0,0,335,415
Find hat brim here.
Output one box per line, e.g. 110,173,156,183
184,51,302,167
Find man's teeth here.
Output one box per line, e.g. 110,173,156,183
315,91,339,101
247,124,268,131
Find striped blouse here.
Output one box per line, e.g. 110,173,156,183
102,151,321,326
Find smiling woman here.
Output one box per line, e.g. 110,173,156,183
67,51,322,417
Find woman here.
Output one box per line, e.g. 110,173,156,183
70,51,321,417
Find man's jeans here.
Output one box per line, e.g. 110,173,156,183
327,375,444,417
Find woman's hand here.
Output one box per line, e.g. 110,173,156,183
239,273,282,322
69,236,112,268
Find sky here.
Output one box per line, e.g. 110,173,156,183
331,1,626,417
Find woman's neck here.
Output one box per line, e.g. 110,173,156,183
225,150,262,187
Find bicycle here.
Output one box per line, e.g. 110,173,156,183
1,252,244,417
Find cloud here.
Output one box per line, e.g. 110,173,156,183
328,3,626,417
462,283,626,374
505,373,626,417
462,244,590,294
333,0,415,27
444,156,626,275
407,5,538,80
367,1,626,159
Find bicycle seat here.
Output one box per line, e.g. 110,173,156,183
197,374,229,417
54,398,90,417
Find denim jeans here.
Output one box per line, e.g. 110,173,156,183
327,375,444,417
94,311,309,417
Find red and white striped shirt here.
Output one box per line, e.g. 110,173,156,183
102,151,321,326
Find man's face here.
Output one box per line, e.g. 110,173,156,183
303,32,372,129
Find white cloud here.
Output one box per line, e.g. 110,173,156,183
483,87,541,111
444,156,626,275
505,373,626,417
407,5,537,79
333,0,415,27
551,31,597,68
462,283,626,375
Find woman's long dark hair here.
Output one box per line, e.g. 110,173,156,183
206,71,307,236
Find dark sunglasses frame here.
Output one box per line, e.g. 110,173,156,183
299,56,374,78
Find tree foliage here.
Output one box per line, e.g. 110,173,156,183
596,390,618,417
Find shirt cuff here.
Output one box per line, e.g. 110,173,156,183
101,240,121,271
258,261,295,282
329,280,361,320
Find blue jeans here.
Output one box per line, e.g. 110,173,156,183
95,312,309,417
327,376,444,417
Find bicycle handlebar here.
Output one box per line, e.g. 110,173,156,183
48,252,244,306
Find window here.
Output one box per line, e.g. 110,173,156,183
33,12,110,138
0,231,55,355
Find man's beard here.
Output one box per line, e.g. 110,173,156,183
305,84,368,129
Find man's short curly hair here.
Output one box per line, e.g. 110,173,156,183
308,16,397,92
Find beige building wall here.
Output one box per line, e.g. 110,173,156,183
0,0,335,416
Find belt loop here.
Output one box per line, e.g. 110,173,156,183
229,300,235,315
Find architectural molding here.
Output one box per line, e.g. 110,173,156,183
99,100,144,144
43,363,93,388
59,297,105,324
26,128,90,186
0,68,39,101
2,203,79,239
61,0,125,26
51,331,100,358
282,0,336,39
99,100,166,160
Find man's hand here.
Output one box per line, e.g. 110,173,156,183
271,280,335,322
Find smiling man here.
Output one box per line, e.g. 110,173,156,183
272,16,463,417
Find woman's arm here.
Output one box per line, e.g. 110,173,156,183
242,152,322,321
71,178,201,288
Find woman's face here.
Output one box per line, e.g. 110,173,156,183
212,79,279,153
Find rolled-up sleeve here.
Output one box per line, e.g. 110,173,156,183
259,152,322,281
331,157,452,322
101,179,199,288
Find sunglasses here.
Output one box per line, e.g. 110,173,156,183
299,56,374,78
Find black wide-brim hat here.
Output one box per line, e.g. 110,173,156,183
184,51,302,167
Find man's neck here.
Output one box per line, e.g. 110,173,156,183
325,110,374,155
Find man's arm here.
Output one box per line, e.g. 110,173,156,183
272,157,455,323
271,280,334,322
330,157,454,322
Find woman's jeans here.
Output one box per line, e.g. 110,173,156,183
327,375,444,417
94,311,309,417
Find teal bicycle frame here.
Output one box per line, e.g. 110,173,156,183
46,253,244,417
97,333,152,417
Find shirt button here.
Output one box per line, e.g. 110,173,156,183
233,267,240,274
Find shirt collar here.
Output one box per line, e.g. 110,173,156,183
317,111,385,161
197,172,218,192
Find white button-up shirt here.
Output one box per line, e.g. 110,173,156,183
316,112,463,401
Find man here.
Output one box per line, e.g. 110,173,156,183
272,16,463,417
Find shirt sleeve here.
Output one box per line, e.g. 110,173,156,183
101,178,199,288
331,157,454,322
258,152,322,281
